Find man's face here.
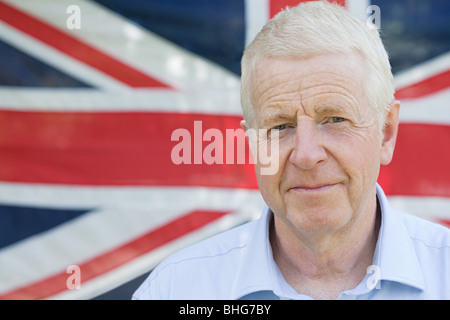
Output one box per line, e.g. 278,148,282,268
248,52,393,235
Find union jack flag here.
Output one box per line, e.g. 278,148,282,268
0,0,448,299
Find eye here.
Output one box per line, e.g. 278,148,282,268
272,124,288,130
330,116,345,123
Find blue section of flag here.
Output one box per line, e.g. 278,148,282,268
0,205,91,249
373,0,450,74
92,0,246,75
0,40,91,87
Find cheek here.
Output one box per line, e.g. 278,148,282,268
254,133,291,182
329,129,382,201
254,146,290,211
256,171,284,214
255,159,283,194
329,126,382,166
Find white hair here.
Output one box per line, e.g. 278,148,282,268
241,0,395,130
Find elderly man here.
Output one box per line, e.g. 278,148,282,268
133,1,449,300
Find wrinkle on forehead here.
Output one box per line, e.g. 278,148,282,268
250,53,374,128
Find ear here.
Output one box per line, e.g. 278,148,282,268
380,101,400,166
241,119,258,157
240,119,249,131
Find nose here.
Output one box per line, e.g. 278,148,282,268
289,117,327,170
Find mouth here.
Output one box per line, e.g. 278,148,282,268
288,183,340,194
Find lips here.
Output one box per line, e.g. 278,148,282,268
288,183,340,193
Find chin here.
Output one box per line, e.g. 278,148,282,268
285,203,353,235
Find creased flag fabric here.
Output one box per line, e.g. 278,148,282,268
0,0,448,299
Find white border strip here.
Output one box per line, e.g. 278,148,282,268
395,52,450,91
0,87,242,114
0,182,262,211
388,196,450,223
1,85,449,125
244,0,269,46
399,88,450,125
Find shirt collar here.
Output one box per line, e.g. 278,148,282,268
234,183,425,299
234,205,326,299
372,184,425,290
233,205,279,299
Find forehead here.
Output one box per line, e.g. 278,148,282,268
250,52,368,121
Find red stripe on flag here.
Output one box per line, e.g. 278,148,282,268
439,220,450,228
378,123,450,197
395,69,450,99
0,2,171,89
269,0,346,18
1,111,449,197
0,209,230,300
0,110,258,189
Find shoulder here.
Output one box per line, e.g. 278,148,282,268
400,211,450,279
379,204,450,298
400,212,450,297
378,184,450,251
132,218,260,300
399,211,450,248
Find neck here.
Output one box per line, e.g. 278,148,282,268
270,195,381,299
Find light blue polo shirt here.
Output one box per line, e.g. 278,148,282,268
133,184,450,300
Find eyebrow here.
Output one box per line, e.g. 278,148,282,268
259,109,294,128
259,103,350,124
314,103,349,115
